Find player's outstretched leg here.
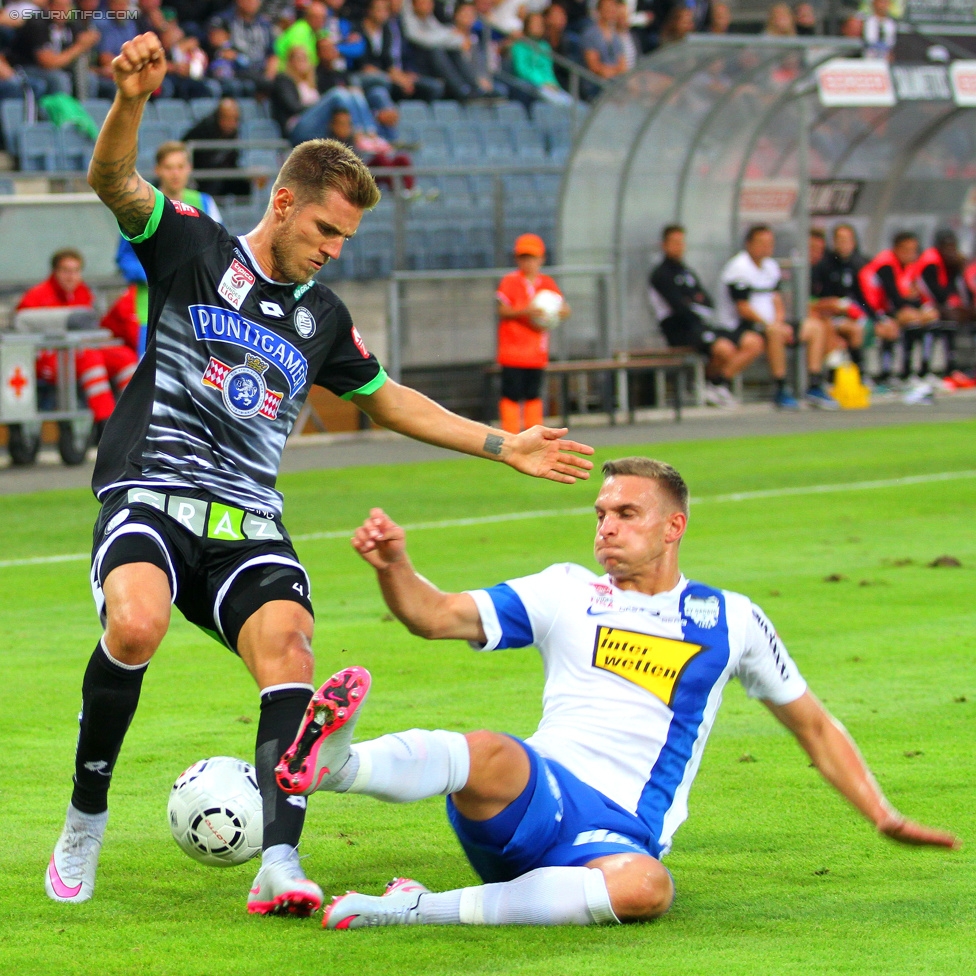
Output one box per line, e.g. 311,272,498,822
275,667,372,796
322,866,622,929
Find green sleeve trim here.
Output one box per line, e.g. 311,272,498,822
120,186,164,244
341,366,388,400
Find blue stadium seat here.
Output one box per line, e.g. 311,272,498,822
398,100,431,125
237,98,262,122
136,121,174,171
1,99,26,154
240,119,282,170
58,127,94,171
415,124,451,163
153,98,192,129
450,123,482,163
431,100,462,125
513,126,546,160
496,101,528,126
502,173,537,202
349,225,395,278
19,123,59,171
464,103,495,126
81,98,111,128
189,97,219,122
481,124,514,161
531,101,571,131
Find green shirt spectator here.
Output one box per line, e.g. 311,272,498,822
510,37,559,89
274,2,329,68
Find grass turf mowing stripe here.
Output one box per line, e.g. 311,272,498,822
1,468,973,571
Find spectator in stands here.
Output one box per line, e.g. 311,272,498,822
5,0,101,96
658,4,695,45
168,33,222,98
496,233,570,434
275,0,329,68
764,2,796,35
509,11,572,104
357,0,444,102
0,50,46,102
859,231,939,388
716,224,837,410
582,0,628,85
317,32,400,138
273,44,389,149
863,0,897,61
402,0,481,101
649,224,763,409
542,2,576,92
17,248,138,436
207,0,278,96
88,0,137,99
808,223,888,383
453,2,508,98
136,0,183,52
793,2,817,35
323,0,368,67
182,96,250,195
615,1,639,69
709,2,731,33
328,106,413,191
913,229,972,382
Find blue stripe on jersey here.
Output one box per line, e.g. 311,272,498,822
636,581,732,843
485,583,534,649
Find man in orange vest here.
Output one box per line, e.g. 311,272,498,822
496,234,570,433
859,232,937,389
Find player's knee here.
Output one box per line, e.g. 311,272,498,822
105,602,168,663
610,860,674,922
464,730,517,774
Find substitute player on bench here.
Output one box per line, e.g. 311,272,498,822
276,457,957,928
45,32,593,915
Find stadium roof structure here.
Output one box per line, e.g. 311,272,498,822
559,35,976,350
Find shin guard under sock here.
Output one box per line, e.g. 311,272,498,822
256,684,314,850
71,639,147,815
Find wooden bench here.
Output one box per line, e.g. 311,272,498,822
485,348,705,426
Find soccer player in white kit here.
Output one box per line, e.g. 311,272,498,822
276,458,958,928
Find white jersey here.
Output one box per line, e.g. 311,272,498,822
716,251,782,331
467,565,806,854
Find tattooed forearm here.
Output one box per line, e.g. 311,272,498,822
483,434,504,456
87,99,155,237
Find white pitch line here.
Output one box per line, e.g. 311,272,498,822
1,469,974,571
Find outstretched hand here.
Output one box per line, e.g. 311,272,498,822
113,33,167,100
504,426,595,484
351,508,407,570
878,812,960,850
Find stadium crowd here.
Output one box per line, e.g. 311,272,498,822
0,0,911,126
650,222,976,411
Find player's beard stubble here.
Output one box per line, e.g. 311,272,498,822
269,221,326,286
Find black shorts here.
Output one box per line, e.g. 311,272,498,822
660,316,718,355
90,487,313,653
500,367,545,402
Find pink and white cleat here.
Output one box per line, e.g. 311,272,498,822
275,667,371,796
323,877,431,930
45,805,108,904
247,858,323,917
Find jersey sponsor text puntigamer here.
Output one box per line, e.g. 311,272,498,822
93,188,386,516
466,564,807,855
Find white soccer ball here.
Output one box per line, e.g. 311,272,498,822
530,289,565,329
167,757,263,867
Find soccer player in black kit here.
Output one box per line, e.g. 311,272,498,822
45,32,594,915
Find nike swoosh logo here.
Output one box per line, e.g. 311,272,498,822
586,606,612,615
47,857,82,899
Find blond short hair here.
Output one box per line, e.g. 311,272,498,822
272,138,380,210
155,140,189,166
601,457,689,515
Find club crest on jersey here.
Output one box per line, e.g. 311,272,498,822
351,325,369,358
190,304,308,395
218,259,256,311
682,594,720,630
592,627,703,707
202,354,283,421
294,306,315,338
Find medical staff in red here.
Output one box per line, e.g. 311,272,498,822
17,249,139,432
859,232,938,386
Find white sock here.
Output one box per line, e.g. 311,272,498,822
342,729,470,802
414,867,618,926
261,843,303,875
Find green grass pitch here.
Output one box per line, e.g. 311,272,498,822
0,420,973,975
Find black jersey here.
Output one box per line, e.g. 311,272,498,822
810,250,867,312
93,188,386,516
648,257,715,330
